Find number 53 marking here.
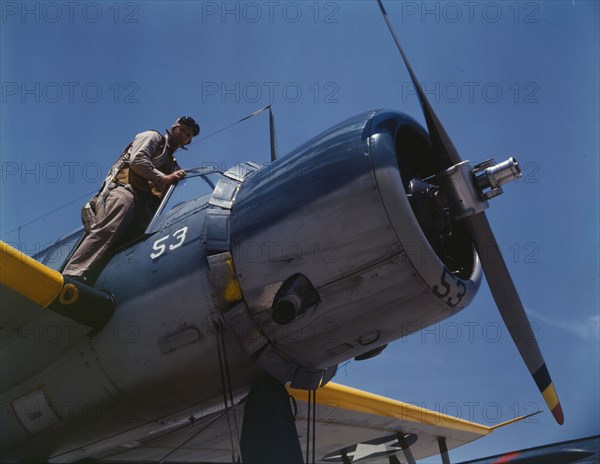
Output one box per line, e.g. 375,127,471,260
432,268,467,308
150,226,188,259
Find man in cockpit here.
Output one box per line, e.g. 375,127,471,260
63,116,200,282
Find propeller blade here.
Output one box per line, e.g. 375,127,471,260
240,375,304,463
465,212,564,425
376,0,461,167
376,0,563,425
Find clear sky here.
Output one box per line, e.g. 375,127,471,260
1,0,598,461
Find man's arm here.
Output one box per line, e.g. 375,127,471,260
129,131,185,189
128,131,169,186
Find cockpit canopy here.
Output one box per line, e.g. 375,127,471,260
147,168,224,232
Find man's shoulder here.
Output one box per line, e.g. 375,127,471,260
135,130,164,143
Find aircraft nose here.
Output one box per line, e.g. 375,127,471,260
226,110,481,390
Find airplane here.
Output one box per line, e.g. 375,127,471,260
0,1,565,462
455,435,600,464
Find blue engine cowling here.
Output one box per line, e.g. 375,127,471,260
229,109,482,389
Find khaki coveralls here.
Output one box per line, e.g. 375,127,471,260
63,131,180,278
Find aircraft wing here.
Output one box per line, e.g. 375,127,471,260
0,241,113,393
66,381,496,463
0,280,89,394
288,382,492,462
456,435,600,464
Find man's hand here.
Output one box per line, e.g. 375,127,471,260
162,169,187,187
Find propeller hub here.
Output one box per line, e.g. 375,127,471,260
432,157,523,221
474,157,522,200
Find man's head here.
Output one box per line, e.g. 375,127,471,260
170,116,200,148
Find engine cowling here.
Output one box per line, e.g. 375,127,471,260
228,110,482,389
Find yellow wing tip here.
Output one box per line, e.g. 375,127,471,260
288,382,492,436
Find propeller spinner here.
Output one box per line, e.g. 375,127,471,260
376,0,563,425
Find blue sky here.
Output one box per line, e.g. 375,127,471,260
1,0,598,461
